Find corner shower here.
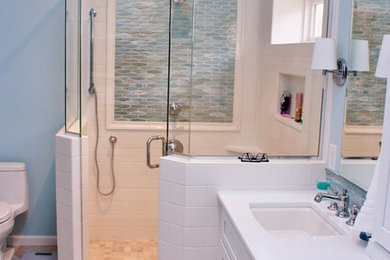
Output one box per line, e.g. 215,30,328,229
64,0,326,259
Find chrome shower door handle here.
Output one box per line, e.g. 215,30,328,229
146,136,166,169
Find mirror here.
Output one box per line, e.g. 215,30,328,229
186,0,326,156
341,0,390,190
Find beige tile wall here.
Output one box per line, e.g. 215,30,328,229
85,0,162,242
256,0,323,156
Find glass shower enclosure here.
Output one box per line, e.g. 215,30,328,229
65,0,82,136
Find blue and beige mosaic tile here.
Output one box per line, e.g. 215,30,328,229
326,168,367,207
114,0,236,123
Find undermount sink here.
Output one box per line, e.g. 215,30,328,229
251,206,342,237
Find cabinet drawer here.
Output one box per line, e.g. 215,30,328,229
220,240,231,260
221,210,252,260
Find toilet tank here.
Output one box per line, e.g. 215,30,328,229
0,162,29,216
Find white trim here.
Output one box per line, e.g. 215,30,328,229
105,0,244,132
7,236,57,246
107,121,240,132
319,0,336,164
344,125,382,134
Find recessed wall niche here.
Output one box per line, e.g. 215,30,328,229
276,73,306,130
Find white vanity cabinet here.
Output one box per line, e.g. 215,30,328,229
220,209,253,260
366,177,390,259
372,165,390,256
365,81,390,259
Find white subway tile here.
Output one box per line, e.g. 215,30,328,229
160,180,185,205
159,220,184,245
184,186,207,207
160,160,186,184
182,247,219,260
158,240,183,260
159,201,185,226
56,135,80,157
204,227,220,247
183,227,205,247
184,207,220,227
56,170,72,191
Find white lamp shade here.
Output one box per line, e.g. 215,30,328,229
311,38,337,70
375,35,390,78
350,40,369,72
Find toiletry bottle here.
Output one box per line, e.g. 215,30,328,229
295,92,303,122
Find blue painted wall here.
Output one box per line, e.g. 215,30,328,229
0,0,64,236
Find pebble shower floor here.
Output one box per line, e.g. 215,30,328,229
89,240,158,260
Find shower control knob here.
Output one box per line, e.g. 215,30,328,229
168,139,184,154
169,102,182,116
109,136,117,144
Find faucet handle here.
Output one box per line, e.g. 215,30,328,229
328,188,338,196
346,204,360,226
327,202,339,211
327,189,339,210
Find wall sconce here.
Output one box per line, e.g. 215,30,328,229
375,35,390,79
311,38,369,86
349,40,369,76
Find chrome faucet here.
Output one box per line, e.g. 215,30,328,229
314,188,350,218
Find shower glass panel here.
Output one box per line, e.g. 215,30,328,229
65,0,82,136
114,0,170,123
168,0,238,155
189,0,236,124
167,0,194,154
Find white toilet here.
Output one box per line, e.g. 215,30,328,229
0,163,29,260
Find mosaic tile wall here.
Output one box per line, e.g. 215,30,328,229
345,0,390,126
326,168,367,207
114,0,237,123
114,0,169,122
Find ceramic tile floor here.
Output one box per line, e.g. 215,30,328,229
89,239,158,260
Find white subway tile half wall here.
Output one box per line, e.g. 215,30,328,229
55,129,83,260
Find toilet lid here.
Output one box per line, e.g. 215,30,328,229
0,202,12,224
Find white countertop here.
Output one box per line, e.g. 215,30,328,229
218,191,371,260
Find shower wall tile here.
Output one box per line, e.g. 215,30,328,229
86,0,164,242
114,0,237,123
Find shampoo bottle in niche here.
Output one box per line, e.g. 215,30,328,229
295,92,303,122
280,91,291,115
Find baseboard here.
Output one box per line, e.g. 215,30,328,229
7,235,57,246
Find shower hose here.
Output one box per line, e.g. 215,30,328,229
92,88,116,196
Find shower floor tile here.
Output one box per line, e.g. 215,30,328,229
89,239,158,260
